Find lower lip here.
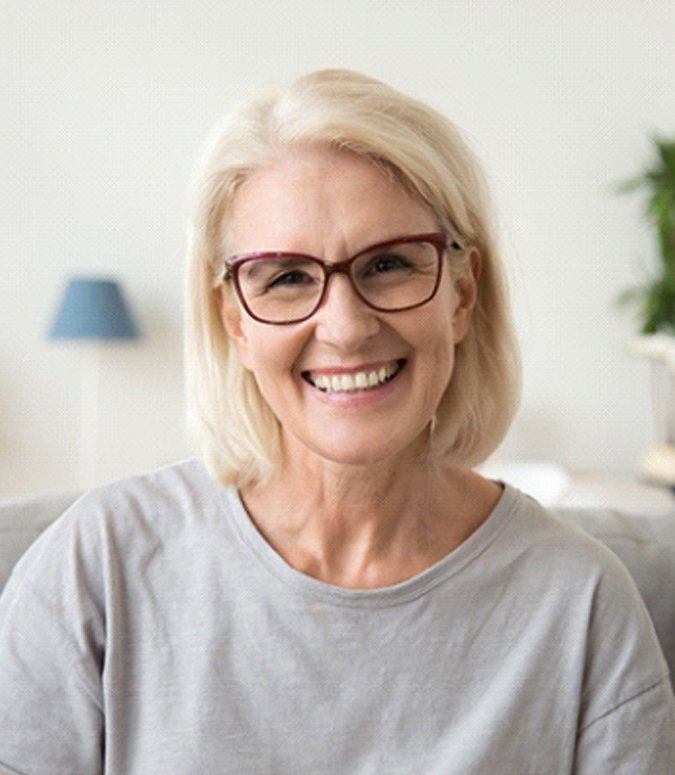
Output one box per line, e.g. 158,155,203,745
303,366,405,407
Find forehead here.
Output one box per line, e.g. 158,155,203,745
226,148,438,255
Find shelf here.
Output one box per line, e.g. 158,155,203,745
480,459,675,515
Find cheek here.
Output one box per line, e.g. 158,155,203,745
428,335,455,394
439,279,471,346
241,342,289,421
417,297,458,392
452,309,472,345
218,292,256,372
242,334,275,381
240,324,305,394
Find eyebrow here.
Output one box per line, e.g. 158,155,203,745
227,250,318,267
239,255,317,276
227,232,455,267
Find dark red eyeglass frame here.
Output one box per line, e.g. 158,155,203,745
224,232,461,325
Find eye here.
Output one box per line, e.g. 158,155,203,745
239,257,322,297
363,253,413,277
267,268,316,289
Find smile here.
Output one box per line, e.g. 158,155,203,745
304,361,404,394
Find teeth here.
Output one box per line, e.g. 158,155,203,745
308,363,401,393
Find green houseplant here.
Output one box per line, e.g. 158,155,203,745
618,137,675,334
618,136,675,485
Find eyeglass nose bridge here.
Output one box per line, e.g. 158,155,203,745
323,257,356,279
313,256,372,313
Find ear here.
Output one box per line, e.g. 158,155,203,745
451,248,481,344
215,286,254,370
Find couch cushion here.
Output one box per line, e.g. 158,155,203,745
0,491,80,591
555,507,675,687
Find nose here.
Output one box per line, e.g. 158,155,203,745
312,271,380,351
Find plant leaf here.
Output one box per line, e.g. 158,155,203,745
655,137,675,182
614,134,675,334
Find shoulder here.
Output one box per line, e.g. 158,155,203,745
0,458,240,678
52,456,219,535
498,485,642,584
2,459,229,601
71,456,220,522
490,486,664,669
497,486,672,715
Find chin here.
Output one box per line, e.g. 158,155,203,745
295,428,429,470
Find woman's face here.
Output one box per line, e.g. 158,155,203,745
219,148,478,470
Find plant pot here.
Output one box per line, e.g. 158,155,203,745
631,335,675,488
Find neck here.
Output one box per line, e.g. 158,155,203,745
239,449,501,589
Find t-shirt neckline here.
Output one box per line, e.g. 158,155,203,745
218,479,521,608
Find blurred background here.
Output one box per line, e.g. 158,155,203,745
1,0,673,496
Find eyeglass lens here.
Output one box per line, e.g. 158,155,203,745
235,239,441,323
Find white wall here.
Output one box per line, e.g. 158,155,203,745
1,0,673,495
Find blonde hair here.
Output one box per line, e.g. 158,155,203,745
185,69,520,487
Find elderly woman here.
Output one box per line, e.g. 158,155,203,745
0,70,674,774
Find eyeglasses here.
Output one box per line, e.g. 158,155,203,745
224,232,461,325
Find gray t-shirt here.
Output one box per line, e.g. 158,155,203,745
0,459,673,774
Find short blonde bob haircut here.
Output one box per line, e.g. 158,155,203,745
185,69,520,487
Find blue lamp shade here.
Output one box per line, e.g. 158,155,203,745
49,277,139,340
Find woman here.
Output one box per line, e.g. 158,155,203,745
0,69,673,773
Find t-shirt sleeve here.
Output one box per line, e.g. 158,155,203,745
575,679,675,774
0,504,105,775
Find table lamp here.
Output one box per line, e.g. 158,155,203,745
48,277,140,488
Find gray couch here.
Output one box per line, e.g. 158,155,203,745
1,491,674,690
